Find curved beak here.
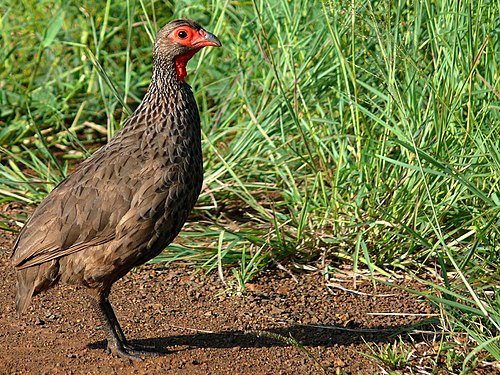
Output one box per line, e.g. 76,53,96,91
194,30,222,48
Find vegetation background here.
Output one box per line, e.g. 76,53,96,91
1,0,498,372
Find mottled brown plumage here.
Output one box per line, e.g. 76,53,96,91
11,19,221,360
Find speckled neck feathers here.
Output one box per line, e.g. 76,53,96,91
121,59,201,162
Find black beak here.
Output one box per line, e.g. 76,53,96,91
198,30,222,48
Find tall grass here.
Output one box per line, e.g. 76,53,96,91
1,0,499,368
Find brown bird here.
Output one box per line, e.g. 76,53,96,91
11,19,221,360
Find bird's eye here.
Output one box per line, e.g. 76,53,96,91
177,30,188,39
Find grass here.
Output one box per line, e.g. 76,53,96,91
362,336,414,372
1,0,499,371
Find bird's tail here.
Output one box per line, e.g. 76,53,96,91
14,261,61,315
15,267,37,315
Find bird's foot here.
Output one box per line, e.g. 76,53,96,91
123,342,166,357
107,341,165,361
106,342,144,361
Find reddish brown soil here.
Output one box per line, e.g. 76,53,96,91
0,224,495,374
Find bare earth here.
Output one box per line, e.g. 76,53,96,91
0,218,494,374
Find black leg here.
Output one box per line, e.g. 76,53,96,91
100,298,127,344
91,293,164,360
91,294,142,361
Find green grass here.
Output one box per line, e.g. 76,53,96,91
1,0,499,371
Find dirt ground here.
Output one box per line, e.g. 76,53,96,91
0,218,495,374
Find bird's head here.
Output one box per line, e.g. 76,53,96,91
154,19,221,81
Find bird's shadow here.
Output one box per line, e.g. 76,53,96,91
88,321,436,353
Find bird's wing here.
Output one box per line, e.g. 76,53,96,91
11,139,147,269
13,235,115,269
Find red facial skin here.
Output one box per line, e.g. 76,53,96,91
168,27,219,81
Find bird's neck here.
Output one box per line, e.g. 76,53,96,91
126,59,201,153
135,55,192,120
149,56,183,92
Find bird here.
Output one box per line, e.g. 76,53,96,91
11,19,221,360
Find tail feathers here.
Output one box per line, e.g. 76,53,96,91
15,268,37,315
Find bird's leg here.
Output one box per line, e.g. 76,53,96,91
91,294,163,360
100,298,127,345
101,298,160,353
91,294,141,361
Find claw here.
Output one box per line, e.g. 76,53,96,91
107,341,164,360
107,342,144,361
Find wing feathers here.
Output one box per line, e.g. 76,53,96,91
11,128,183,270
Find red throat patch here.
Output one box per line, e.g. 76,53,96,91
175,49,200,81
